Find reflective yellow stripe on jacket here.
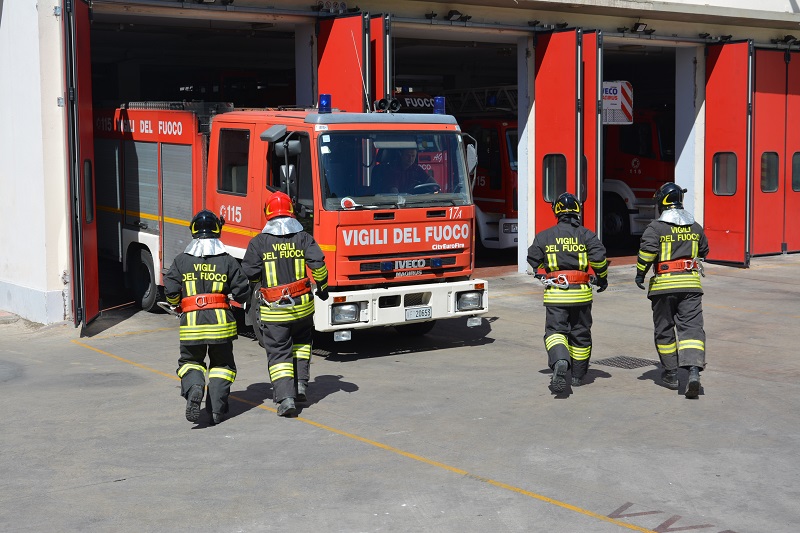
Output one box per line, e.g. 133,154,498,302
648,271,703,293
543,285,593,305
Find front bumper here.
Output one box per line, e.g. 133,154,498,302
313,279,489,332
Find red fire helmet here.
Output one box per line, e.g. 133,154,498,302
264,192,295,221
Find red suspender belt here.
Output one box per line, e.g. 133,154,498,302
545,270,591,284
656,258,699,274
180,293,230,312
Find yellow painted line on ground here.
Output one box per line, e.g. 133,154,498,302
71,337,654,533
72,339,177,380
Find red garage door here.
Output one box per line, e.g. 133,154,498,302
751,49,800,255
581,30,602,235
534,29,581,233
704,42,753,266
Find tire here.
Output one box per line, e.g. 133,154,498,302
602,194,630,245
129,247,161,312
246,284,265,347
394,320,437,336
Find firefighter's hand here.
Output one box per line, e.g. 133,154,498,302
316,288,329,301
635,275,646,290
595,277,608,293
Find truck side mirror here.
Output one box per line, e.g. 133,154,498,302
466,144,478,175
281,164,296,186
260,125,287,142
275,139,302,158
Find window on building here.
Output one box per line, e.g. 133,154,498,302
712,152,737,196
542,154,566,202
760,152,779,193
217,129,250,196
792,153,800,192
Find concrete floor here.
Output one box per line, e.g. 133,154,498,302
2,255,799,532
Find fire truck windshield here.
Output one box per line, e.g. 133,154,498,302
318,132,472,210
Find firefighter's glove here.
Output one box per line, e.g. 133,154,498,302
316,288,329,301
635,274,646,290
595,277,608,293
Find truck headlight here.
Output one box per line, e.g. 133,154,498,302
331,303,360,324
456,291,483,311
503,223,518,234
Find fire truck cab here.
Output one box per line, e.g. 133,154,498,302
601,107,675,241
95,100,488,341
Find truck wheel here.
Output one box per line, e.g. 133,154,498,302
129,248,161,312
602,194,630,244
394,320,437,336
246,285,265,348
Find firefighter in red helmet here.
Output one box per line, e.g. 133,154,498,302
635,182,709,398
163,209,250,425
242,192,328,417
526,193,608,393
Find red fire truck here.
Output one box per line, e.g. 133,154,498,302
93,99,487,341
445,84,673,247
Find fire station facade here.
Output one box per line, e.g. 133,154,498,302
1,0,799,326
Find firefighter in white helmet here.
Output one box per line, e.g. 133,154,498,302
242,192,329,417
527,193,608,393
163,210,250,425
635,183,709,398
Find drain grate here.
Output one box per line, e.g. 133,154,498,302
593,356,659,369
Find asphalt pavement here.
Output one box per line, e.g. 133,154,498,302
2,255,799,532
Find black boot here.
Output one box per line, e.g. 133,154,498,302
277,397,297,417
209,403,228,425
661,369,679,390
551,360,568,393
185,384,203,422
685,366,701,398
571,376,582,387
296,380,308,402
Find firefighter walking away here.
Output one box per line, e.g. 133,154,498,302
635,183,709,398
527,193,608,393
163,210,250,424
242,192,328,417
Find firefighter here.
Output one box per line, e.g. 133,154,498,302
241,192,329,417
163,210,250,425
526,193,608,392
374,147,438,194
635,183,709,398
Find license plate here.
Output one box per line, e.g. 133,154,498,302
405,306,432,321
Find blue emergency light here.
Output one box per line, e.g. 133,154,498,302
319,93,332,114
380,261,394,272
431,258,443,268
433,96,446,115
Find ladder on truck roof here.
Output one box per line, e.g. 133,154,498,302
442,86,518,115
121,101,235,131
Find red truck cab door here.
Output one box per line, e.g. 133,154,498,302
704,41,753,266
206,122,265,253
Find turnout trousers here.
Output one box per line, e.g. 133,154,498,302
260,316,314,403
177,342,237,416
651,293,706,371
543,304,593,379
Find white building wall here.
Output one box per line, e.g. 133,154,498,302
0,1,69,324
